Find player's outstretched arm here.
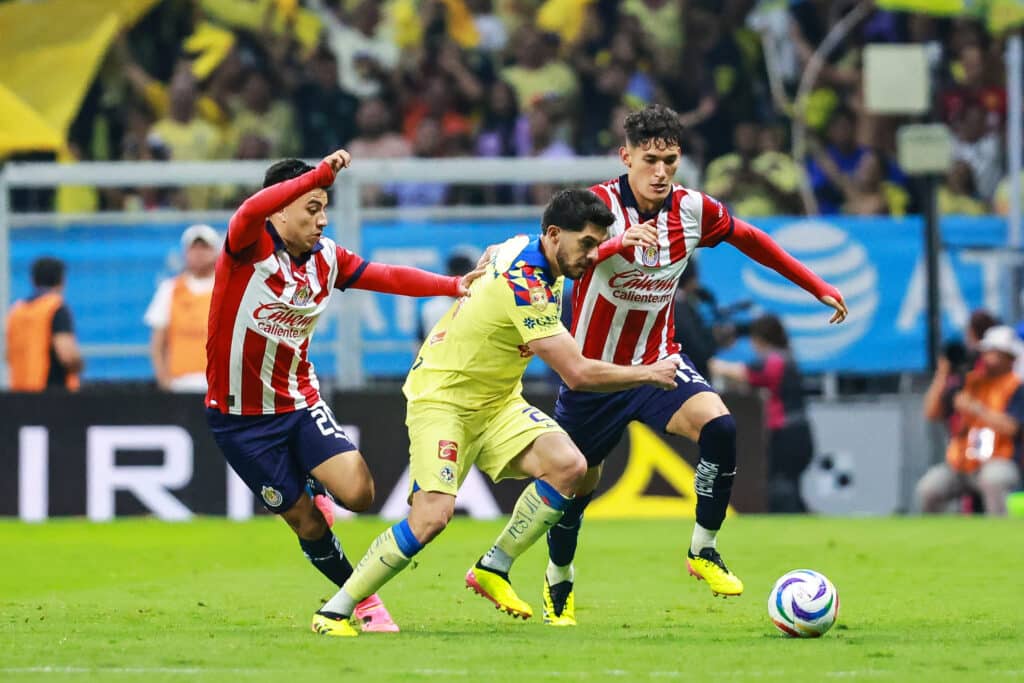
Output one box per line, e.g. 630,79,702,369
344,260,485,298
528,331,679,392
227,150,349,254
725,217,848,324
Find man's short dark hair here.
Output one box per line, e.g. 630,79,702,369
263,158,316,188
542,189,615,233
623,104,684,149
31,257,65,289
750,314,790,350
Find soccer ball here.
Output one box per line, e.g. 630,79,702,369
767,569,839,637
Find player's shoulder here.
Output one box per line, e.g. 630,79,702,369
492,234,535,273
589,177,624,207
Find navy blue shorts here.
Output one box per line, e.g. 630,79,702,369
206,402,357,513
554,354,715,467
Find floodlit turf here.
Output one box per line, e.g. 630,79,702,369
1,516,1022,683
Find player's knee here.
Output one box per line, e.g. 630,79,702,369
409,496,455,543
546,450,588,492
698,414,737,466
283,504,329,540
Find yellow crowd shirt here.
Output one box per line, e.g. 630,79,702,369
403,235,565,409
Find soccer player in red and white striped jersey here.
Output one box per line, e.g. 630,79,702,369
205,149,479,635
541,105,849,625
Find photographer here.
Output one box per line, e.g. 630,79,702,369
923,309,999,434
672,259,739,379
917,325,1024,516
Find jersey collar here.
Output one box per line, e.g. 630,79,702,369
519,237,557,286
266,220,323,264
619,174,673,222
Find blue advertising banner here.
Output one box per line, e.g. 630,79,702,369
9,215,1015,380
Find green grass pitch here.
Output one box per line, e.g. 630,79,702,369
2,516,1022,682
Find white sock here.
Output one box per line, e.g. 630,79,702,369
480,545,513,573
546,561,574,585
690,523,718,556
320,587,357,617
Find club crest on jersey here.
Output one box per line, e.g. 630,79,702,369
642,245,660,267
529,283,549,311
439,465,455,485
438,440,459,462
261,486,283,508
292,284,312,306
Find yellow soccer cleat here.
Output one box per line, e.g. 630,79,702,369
311,611,359,637
686,548,744,597
542,578,576,626
465,561,533,620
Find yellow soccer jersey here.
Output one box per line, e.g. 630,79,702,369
403,235,565,409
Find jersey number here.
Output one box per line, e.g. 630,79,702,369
311,405,346,440
676,365,710,387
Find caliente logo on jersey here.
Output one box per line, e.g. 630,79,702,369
740,221,878,361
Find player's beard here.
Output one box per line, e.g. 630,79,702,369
557,249,591,281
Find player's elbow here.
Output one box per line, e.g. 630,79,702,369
560,366,587,392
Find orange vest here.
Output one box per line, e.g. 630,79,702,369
5,291,79,392
946,368,1022,473
166,275,212,379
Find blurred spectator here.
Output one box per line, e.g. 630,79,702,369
938,161,988,216
402,75,473,143
418,249,477,340
840,149,907,217
671,260,734,379
148,66,222,161
940,45,1006,132
228,69,300,157
924,309,1000,437
621,0,685,63
6,257,83,392
144,225,220,392
917,325,1024,516
469,0,508,51
952,101,1002,200
294,49,360,157
527,107,576,204
710,315,814,513
386,118,450,208
704,121,804,217
314,0,399,98
500,27,579,112
993,171,1024,217
348,97,413,206
476,80,529,204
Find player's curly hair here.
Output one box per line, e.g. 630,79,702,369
263,158,315,188
623,104,684,149
542,189,615,232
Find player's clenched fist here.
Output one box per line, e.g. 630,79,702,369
647,358,681,390
621,219,659,250
322,149,352,176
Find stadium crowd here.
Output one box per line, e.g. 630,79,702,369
20,0,1017,217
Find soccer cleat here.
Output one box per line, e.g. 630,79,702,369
306,477,335,527
352,593,399,632
465,561,533,620
311,611,359,637
686,547,744,597
542,577,576,626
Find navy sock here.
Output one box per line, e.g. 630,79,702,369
694,414,737,531
546,491,594,567
299,529,354,587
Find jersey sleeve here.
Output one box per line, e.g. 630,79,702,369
334,246,369,290
143,279,175,328
696,192,734,248
501,273,566,344
51,305,73,334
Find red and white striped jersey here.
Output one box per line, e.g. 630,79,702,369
205,223,365,415
572,175,734,366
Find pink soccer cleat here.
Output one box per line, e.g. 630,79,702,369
353,593,399,632
313,494,335,527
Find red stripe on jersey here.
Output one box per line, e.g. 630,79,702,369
295,338,316,403
265,266,286,298
668,190,687,263
271,343,296,412
613,309,648,365
642,304,669,364
570,266,596,336
582,295,616,359
240,328,268,413
313,250,332,304
664,300,681,358
589,183,612,206
205,256,254,410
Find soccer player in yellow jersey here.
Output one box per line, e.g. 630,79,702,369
310,189,681,635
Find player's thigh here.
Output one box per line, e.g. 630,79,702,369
640,354,726,442
554,384,634,468
293,401,372,510
406,400,477,498
477,398,580,484
206,408,306,514
663,389,730,442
